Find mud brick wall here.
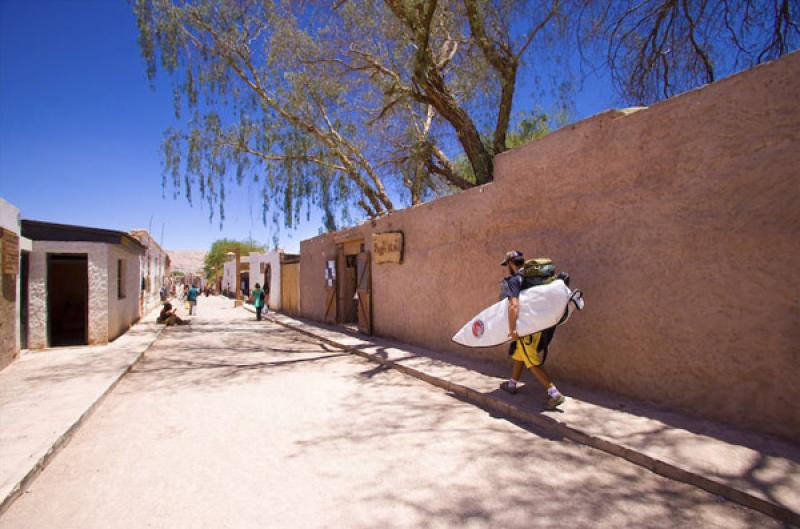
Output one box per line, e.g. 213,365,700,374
300,52,800,441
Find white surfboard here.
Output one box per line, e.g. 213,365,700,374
452,280,583,348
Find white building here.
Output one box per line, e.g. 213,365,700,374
21,220,145,348
248,251,283,310
0,198,33,370
221,255,249,297
221,250,284,310
129,229,170,315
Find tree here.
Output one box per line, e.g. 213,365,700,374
204,239,265,283
580,0,800,103
134,0,568,229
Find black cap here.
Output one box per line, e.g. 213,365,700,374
500,250,524,266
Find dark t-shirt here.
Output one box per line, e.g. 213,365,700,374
187,287,199,301
499,272,524,301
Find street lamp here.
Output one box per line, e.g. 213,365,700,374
226,249,242,306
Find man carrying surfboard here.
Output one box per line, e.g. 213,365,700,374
499,250,566,409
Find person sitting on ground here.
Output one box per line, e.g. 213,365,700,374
498,250,566,409
157,303,188,326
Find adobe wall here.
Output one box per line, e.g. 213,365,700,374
107,243,143,341
0,199,20,370
298,52,800,441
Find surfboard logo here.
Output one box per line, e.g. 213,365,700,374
472,320,485,338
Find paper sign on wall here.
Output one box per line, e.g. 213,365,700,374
325,260,336,287
373,232,403,264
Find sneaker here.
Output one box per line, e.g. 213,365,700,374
546,393,566,410
500,381,519,395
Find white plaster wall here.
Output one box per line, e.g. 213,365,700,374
28,241,109,348
0,198,19,231
222,259,236,293
248,251,282,310
107,243,143,341
140,248,168,314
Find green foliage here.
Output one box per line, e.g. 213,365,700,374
204,239,266,282
133,0,571,230
452,107,570,182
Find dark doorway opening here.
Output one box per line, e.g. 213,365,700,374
334,240,371,334
240,272,250,300
20,252,29,349
264,263,272,305
47,254,88,347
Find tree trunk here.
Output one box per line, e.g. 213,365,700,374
416,67,493,185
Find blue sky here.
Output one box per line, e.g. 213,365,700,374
0,0,616,252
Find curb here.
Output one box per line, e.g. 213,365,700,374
0,325,166,516
261,312,799,527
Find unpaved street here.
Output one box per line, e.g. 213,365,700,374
0,297,780,528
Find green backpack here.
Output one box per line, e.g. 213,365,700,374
520,258,556,289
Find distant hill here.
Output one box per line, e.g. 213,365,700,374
168,250,207,274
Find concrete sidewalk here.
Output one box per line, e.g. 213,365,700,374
256,308,800,526
0,309,165,514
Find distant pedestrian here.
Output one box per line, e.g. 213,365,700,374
252,283,265,321
187,284,199,315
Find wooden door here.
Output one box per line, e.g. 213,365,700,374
280,262,300,315
356,252,372,335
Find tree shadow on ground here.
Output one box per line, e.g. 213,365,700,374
277,365,785,529
269,314,799,523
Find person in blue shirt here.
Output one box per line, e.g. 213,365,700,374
186,284,200,315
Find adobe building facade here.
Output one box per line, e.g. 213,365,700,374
129,229,171,316
297,52,800,441
22,220,145,348
0,198,33,370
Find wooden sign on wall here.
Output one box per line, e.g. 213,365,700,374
373,232,403,264
1,228,20,275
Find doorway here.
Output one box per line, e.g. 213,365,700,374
334,240,371,334
20,252,29,349
281,260,300,315
264,263,272,307
337,241,363,326
47,254,88,347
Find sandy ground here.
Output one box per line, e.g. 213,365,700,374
0,297,783,529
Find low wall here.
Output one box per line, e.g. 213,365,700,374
299,52,800,441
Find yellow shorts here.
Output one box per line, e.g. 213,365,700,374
512,333,543,368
